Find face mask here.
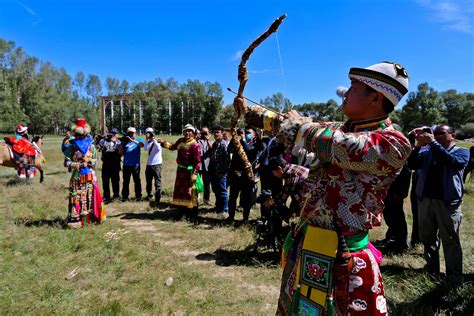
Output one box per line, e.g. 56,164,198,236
245,133,252,142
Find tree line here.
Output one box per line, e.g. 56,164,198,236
1,38,473,138
0,38,225,135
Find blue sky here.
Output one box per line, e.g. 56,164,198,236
0,0,473,107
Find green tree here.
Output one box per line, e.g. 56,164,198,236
260,92,292,112
293,99,339,121
105,76,120,96
72,71,85,100
441,90,474,130
400,82,445,132
85,74,102,106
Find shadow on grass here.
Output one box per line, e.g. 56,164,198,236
2,176,32,187
110,207,232,228
196,245,280,268
381,265,474,315
14,216,66,229
44,170,62,176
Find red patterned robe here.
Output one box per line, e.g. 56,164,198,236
163,137,201,208
246,109,412,315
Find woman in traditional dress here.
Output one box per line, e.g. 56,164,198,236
63,118,105,228
160,124,201,219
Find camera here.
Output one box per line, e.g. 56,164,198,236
422,127,433,134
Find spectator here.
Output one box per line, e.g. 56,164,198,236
462,145,473,183
223,130,230,145
61,130,73,153
407,132,421,246
198,126,212,206
377,163,411,254
161,124,201,220
209,125,230,219
144,127,163,206
264,156,309,219
227,127,264,223
407,124,469,286
119,127,144,202
98,128,121,203
259,130,285,220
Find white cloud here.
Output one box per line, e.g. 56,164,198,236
416,0,474,34
18,2,36,16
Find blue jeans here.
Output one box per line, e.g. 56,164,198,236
211,174,228,213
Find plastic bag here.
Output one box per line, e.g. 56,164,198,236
195,173,204,193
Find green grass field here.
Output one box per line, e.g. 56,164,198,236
0,135,472,314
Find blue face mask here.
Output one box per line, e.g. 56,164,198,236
245,133,252,142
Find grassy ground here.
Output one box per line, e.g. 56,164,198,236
0,135,472,315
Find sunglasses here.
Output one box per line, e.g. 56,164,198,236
433,131,450,136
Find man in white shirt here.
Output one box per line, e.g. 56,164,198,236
144,127,163,206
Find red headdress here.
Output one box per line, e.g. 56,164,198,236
16,123,28,134
71,118,91,135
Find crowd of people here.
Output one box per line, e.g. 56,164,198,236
45,61,471,315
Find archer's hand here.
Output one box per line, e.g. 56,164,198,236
284,110,303,120
233,97,247,115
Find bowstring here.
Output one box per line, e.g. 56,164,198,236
275,33,287,108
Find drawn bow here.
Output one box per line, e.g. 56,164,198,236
231,14,287,181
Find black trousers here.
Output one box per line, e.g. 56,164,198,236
259,166,282,220
122,165,141,199
199,169,211,202
410,172,420,244
146,164,162,202
228,172,257,221
102,162,120,200
383,194,409,249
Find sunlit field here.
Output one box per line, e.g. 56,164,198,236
0,135,472,314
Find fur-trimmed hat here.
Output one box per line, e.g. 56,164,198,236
349,62,409,106
16,123,28,134
72,118,91,135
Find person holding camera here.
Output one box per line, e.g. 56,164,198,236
264,156,309,219
119,127,144,202
98,128,121,203
407,124,469,286
144,127,163,205
256,156,309,247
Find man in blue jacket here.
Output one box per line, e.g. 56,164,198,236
407,124,469,286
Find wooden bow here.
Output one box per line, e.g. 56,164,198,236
231,14,287,181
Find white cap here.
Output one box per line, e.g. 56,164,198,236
145,127,154,134
349,62,409,106
182,124,195,133
127,127,136,133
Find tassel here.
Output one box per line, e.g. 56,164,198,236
327,293,335,316
291,285,301,315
